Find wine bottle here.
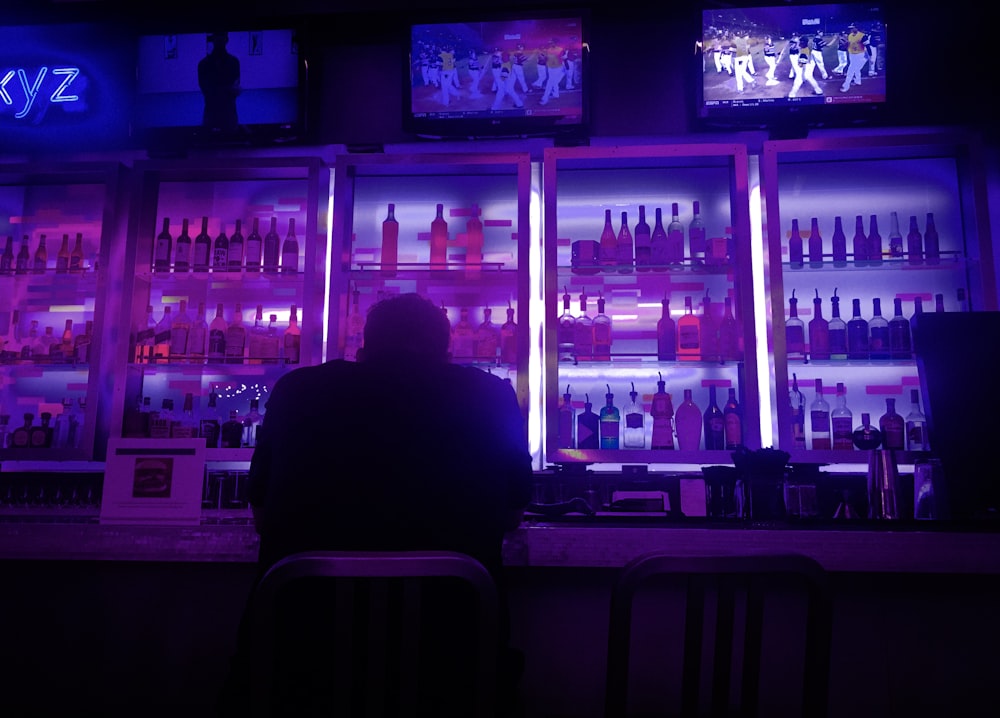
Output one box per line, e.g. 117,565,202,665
382,203,399,277
852,214,867,267
634,204,652,271
558,385,576,449
153,218,172,273
212,221,229,272
574,291,593,362
828,290,848,360
193,216,211,272
923,212,940,265
283,305,301,364
810,378,831,450
592,294,612,361
807,217,823,268
650,374,675,450
868,297,890,360
500,302,518,364
878,397,904,450
650,207,668,271
846,298,869,360
245,218,263,273
623,383,645,449
465,204,484,276
599,209,617,273
576,394,599,449
227,219,244,272
831,382,853,450
656,294,676,361
867,214,883,266
616,210,633,274
789,372,806,450
675,388,702,451
32,234,47,274
888,297,912,359
281,218,299,274
808,289,830,361
887,211,903,259
905,388,929,452
558,287,576,363
788,218,804,269
262,217,281,274
665,202,685,265
718,296,741,362
430,203,448,267
831,215,847,267
207,303,227,361
173,218,192,273
723,387,742,450
677,295,701,361
785,289,806,360
906,214,923,266
703,385,725,450
700,292,719,364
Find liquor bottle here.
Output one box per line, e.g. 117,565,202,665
905,388,929,452
831,215,847,267
888,297,912,359
188,302,208,363
852,214,867,267
475,307,500,362
599,209,617,273
344,286,365,361
465,205,484,276
623,383,645,449
245,217,263,273
650,375,675,450
149,399,175,439
0,235,13,275
787,218,804,269
39,325,58,360
451,306,475,361
785,289,805,360
500,303,518,364
0,414,9,450
808,289,830,361
558,287,576,362
0,309,20,361
665,202,685,265
650,206,668,270
430,203,449,267
558,385,576,449
633,204,652,271
723,387,742,450
906,214,923,266
52,399,72,448
616,210,633,273
599,385,621,450
887,211,903,259
73,319,93,364
702,384,725,450
878,397,905,450
169,300,191,361
934,292,946,313
59,319,74,360
152,305,173,363
689,200,706,267
220,410,244,449
15,235,30,275
675,388,702,451
30,412,54,448
212,221,229,272
789,372,806,450
381,203,398,277
677,295,701,361
718,296,741,362
831,382,853,450
262,314,281,363
173,218,192,273
198,390,222,448
909,296,924,353
868,297,890,360
923,212,940,265
808,217,823,268
171,393,198,439
32,234,47,273
283,305,301,364
700,292,719,363
656,294,676,361
957,287,969,312
592,294,612,361
576,394,600,450
852,412,882,450
262,217,281,274
70,232,84,273
228,219,244,272
135,304,156,363
11,413,33,449
846,298,869,360
225,303,247,364
193,216,212,272
810,378,831,450
574,291,593,362
243,398,263,447
247,304,267,364
279,218,299,275
207,303,227,361
867,214,883,266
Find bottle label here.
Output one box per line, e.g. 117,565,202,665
678,325,699,350
724,413,742,445
832,417,853,449
626,413,643,429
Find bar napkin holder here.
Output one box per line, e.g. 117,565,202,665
867,449,901,520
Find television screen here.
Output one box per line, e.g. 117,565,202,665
698,3,886,129
133,28,307,150
405,12,589,140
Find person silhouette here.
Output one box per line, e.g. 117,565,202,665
198,31,241,132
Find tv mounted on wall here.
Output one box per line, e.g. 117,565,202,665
132,27,309,151
404,11,590,140
697,2,887,133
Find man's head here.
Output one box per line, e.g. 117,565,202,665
361,293,451,363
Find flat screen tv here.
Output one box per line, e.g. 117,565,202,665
697,2,887,133
132,27,309,151
405,11,590,140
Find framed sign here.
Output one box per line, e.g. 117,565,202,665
100,438,206,525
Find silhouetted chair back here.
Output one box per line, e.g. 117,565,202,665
605,552,832,718
248,550,500,718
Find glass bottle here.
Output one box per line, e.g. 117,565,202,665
723,387,742,450
188,302,208,363
909,296,924,349
576,394,600,450
675,388,702,451
153,217,172,272
656,294,676,361
32,234,47,274
785,290,805,360
70,232,84,273
558,385,576,449
0,235,14,275
867,214,883,266
650,374,675,450
923,212,940,265
152,305,173,363
212,220,229,272
574,291,593,362
73,319,93,365
868,297,890,360
500,303,518,365
283,305,301,364
810,378,831,450
134,304,155,363
430,203,449,267
245,217,263,273
0,414,9,450
616,210,633,274
173,218,192,272
852,214,867,267
831,382,853,450
846,298,869,360
198,390,222,448
623,383,645,449
262,314,281,364
247,304,267,365
193,216,211,272
650,207,668,271
665,202,685,265
702,384,725,450
718,296,741,362
887,211,903,258
879,397,905,450
465,204,484,275
888,297,912,359
169,300,191,361
451,306,475,360
475,307,500,362
689,200,706,267
381,203,398,277
262,216,281,274
789,372,806,450
787,218,804,269
852,412,882,450
808,289,830,361
831,215,847,267
700,292,719,364
599,208,617,273
905,388,929,452
592,294,612,361
220,410,244,449
11,413,34,448
227,219,244,272
633,204,651,271
281,217,299,274
149,399,175,439
344,286,365,361
207,302,227,362
558,287,576,363
171,393,198,439
677,295,701,361
225,303,247,365
599,386,621,450
808,217,823,268
243,398,263,447
30,411,54,448
935,292,946,313
14,235,29,275
906,214,923,266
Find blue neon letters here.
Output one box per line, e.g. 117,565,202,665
0,66,82,120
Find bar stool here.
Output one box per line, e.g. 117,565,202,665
605,552,832,718
247,550,500,718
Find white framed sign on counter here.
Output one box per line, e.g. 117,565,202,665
100,439,206,525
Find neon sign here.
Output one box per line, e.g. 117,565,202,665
0,66,82,121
